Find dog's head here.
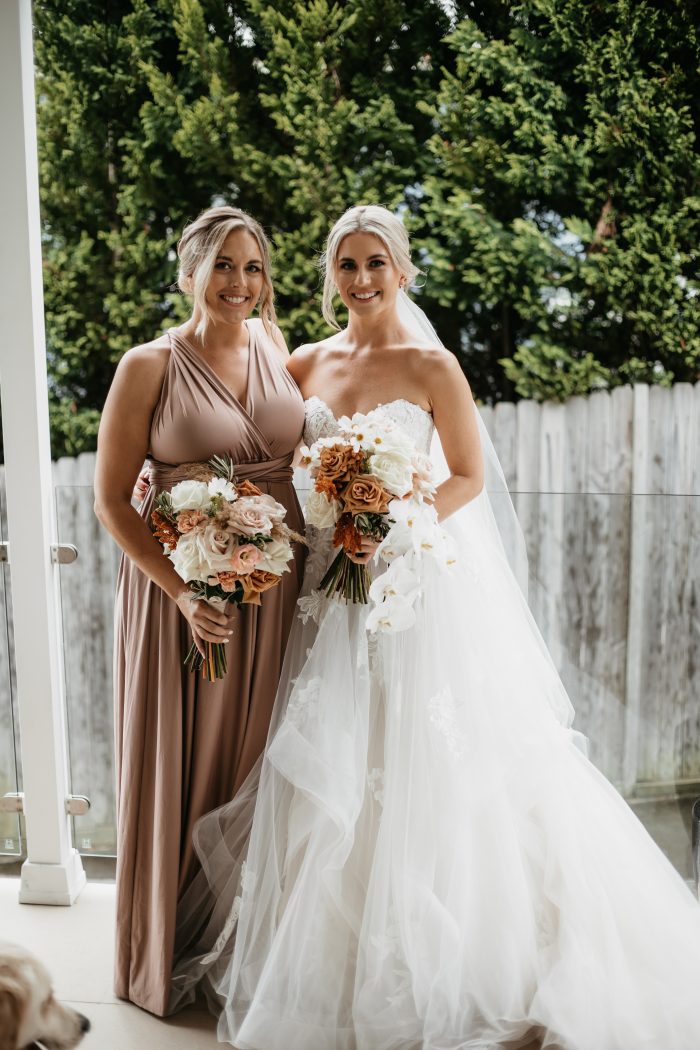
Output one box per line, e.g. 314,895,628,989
0,942,90,1050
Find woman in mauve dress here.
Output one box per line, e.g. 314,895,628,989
94,205,305,1016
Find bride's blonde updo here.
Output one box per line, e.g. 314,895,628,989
177,205,276,338
321,205,422,329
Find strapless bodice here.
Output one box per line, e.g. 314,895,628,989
303,395,434,453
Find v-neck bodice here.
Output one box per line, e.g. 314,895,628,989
149,318,305,468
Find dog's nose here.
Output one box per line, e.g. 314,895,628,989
78,1012,91,1032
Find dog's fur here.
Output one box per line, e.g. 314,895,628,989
0,942,90,1050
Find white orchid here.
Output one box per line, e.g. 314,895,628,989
366,593,417,634
368,560,421,606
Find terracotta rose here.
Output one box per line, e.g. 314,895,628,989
240,569,281,606
235,479,263,498
319,444,363,484
341,475,391,516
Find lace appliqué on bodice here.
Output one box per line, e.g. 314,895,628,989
303,395,434,454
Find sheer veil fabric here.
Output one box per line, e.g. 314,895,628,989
169,296,700,1049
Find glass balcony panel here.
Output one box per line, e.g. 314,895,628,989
50,480,699,883
55,482,120,856
0,467,22,857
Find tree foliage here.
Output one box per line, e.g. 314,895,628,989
32,0,700,456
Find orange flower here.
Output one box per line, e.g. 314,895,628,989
315,474,339,499
333,514,363,555
240,569,281,606
151,509,179,548
236,479,263,498
319,444,364,484
340,475,391,516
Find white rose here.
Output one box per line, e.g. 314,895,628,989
257,536,293,575
378,427,414,457
368,450,415,496
169,532,209,582
304,488,342,529
208,477,238,502
169,479,210,512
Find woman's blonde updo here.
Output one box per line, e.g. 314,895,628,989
177,206,276,338
320,205,422,329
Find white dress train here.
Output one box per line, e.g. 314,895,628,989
170,396,700,1050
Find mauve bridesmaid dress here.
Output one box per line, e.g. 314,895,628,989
112,318,305,1015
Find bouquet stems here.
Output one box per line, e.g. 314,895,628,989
320,549,371,603
184,639,229,681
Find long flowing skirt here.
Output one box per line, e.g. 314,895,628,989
171,498,700,1049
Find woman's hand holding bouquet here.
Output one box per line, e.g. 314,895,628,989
151,454,303,680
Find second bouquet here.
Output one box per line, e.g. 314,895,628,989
151,455,303,680
301,409,435,603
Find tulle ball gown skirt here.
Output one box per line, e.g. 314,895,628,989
171,501,700,1049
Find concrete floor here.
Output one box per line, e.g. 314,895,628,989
0,877,219,1049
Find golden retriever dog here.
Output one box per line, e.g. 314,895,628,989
0,942,90,1050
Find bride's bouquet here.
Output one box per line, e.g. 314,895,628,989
301,409,439,606
151,454,302,680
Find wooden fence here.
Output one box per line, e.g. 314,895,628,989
1,382,699,854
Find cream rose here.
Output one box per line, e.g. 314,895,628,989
228,497,273,536
304,488,342,529
169,479,210,512
368,450,415,497
170,532,209,582
251,493,287,525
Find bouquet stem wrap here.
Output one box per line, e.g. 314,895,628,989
184,594,232,681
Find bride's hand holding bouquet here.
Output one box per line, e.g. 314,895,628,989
301,408,441,609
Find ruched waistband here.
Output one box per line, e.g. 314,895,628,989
149,453,294,491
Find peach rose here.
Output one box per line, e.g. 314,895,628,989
340,475,391,516
240,569,281,606
176,509,207,533
230,543,262,575
217,571,244,593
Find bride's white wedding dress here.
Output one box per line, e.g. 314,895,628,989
170,394,700,1050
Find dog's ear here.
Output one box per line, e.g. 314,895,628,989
0,978,21,1050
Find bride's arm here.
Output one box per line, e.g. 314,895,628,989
428,352,484,521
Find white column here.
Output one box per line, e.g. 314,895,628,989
0,0,86,904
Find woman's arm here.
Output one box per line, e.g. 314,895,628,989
427,350,484,520
94,342,234,651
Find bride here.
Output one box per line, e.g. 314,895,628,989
169,206,700,1049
